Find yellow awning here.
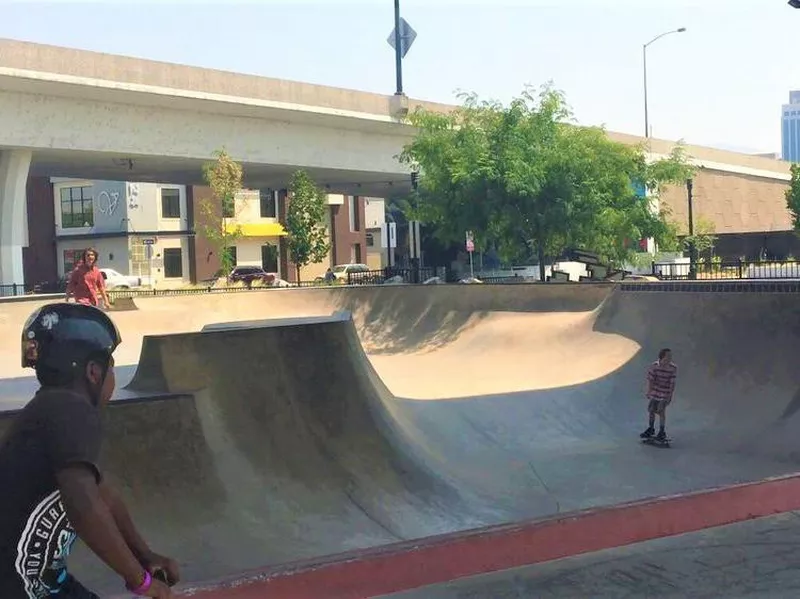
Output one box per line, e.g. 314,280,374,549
224,222,288,237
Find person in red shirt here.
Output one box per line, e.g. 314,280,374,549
66,249,111,309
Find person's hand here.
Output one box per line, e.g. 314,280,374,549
143,552,181,586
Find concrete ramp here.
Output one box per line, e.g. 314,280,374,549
70,313,515,593
5,282,800,595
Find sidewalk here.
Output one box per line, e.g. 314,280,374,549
381,511,800,598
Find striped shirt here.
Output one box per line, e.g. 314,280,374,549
646,360,677,400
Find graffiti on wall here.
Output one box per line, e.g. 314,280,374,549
96,190,120,216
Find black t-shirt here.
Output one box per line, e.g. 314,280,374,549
0,388,103,599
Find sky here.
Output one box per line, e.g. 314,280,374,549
0,0,797,156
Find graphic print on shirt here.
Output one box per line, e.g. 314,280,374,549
14,490,77,598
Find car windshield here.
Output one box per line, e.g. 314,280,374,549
333,266,347,273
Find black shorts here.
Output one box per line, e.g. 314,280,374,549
60,575,100,599
647,398,669,415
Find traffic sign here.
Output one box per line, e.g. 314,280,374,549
387,18,417,59
466,230,475,253
142,238,156,245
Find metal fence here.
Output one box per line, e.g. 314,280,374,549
653,259,800,281
346,266,444,286
8,259,798,300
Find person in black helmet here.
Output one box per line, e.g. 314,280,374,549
0,303,179,598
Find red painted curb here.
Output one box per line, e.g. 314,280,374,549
168,472,800,598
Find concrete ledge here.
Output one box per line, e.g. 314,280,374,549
200,311,351,332
620,280,800,293
173,472,800,598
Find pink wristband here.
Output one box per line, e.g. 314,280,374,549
127,570,152,595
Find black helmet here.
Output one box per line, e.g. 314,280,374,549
22,303,122,375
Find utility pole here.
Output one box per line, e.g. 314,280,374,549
687,178,696,280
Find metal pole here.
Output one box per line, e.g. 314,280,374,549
642,28,686,139
687,178,696,280
469,250,474,279
643,44,649,138
394,0,403,95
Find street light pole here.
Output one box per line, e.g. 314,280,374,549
643,27,686,138
686,178,696,280
394,0,403,95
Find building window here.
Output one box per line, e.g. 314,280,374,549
161,188,181,219
63,249,82,275
348,196,360,232
260,189,277,218
352,243,362,263
366,232,374,247
60,186,94,228
163,248,183,278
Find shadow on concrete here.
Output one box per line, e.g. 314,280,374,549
324,283,613,354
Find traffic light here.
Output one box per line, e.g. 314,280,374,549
410,171,419,190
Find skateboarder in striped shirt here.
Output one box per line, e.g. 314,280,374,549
640,348,677,442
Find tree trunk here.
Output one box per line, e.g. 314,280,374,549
537,240,546,282
295,264,301,284
536,217,546,282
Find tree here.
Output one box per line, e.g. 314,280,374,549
198,148,245,277
786,163,800,233
682,216,717,260
285,170,331,281
398,83,695,280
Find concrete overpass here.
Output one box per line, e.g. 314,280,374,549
0,38,793,285
0,38,459,284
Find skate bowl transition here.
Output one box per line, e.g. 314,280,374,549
3,281,800,596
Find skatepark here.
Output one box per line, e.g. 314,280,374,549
2,281,800,597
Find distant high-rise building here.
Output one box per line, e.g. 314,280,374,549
782,91,800,162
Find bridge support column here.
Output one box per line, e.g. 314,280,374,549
0,149,32,287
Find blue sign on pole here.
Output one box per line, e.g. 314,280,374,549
387,18,417,59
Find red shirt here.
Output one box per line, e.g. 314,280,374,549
67,264,105,306
646,360,677,400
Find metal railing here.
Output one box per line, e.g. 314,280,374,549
346,266,443,286
652,259,800,281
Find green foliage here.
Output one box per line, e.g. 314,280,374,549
399,83,697,277
199,148,244,276
786,163,800,233
682,216,717,256
285,170,331,280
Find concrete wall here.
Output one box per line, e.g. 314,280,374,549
660,168,792,235
53,178,128,236
0,89,411,177
147,235,191,286
0,38,454,118
189,185,222,282
366,228,384,270
330,195,366,265
126,182,188,233
56,236,130,277
364,198,386,229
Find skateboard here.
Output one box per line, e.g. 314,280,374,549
641,435,671,448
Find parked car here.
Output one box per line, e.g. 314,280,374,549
331,263,371,281
100,268,142,290
227,266,276,287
